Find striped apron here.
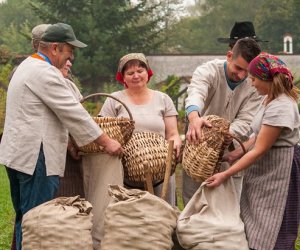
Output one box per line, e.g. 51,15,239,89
240,146,293,250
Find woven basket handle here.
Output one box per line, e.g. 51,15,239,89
229,134,247,155
214,133,247,174
80,93,133,120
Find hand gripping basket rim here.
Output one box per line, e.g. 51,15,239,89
74,93,135,154
182,115,246,182
122,132,177,183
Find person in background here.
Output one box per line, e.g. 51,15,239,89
217,21,268,49
183,38,262,206
207,52,300,250
55,58,86,198
31,24,52,52
0,22,122,250
82,53,181,249
7,24,52,82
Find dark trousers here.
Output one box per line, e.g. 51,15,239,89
6,146,59,250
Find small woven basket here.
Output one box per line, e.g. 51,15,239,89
122,132,176,183
182,115,245,182
77,93,135,154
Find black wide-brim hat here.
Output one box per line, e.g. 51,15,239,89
217,21,268,43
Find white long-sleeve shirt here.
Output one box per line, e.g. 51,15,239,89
185,59,262,140
0,56,101,176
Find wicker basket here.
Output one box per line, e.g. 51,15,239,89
122,132,176,183
77,93,135,154
182,115,245,182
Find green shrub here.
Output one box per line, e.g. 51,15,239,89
0,88,6,133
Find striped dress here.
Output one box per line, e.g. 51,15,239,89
240,94,300,250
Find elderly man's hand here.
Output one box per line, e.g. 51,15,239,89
95,134,123,156
103,139,123,156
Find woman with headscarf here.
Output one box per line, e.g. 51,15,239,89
101,53,182,197
82,53,181,249
206,53,300,250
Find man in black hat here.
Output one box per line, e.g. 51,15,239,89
183,38,262,206
0,22,123,249
217,21,268,49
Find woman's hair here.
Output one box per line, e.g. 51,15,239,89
267,73,298,104
121,59,148,75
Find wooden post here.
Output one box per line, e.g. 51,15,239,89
161,140,174,201
144,161,154,194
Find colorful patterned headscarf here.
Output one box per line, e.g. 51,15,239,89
115,53,153,86
248,52,293,83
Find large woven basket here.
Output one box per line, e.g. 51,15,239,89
122,132,176,183
77,93,135,154
182,115,245,182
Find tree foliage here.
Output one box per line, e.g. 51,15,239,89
0,88,6,134
168,0,264,53
255,0,296,53
145,0,185,52
169,0,299,54
0,0,299,93
0,0,41,54
28,0,172,91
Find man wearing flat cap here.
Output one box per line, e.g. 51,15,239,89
0,22,123,250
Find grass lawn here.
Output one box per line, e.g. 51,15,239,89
175,164,184,211
0,165,14,250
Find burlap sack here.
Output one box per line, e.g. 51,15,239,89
101,185,178,250
22,196,93,250
176,178,249,250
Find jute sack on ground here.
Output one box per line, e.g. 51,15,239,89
22,196,93,250
176,178,249,250
101,185,178,250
